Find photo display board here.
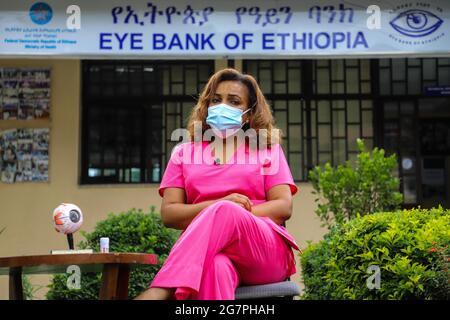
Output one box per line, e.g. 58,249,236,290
0,68,51,120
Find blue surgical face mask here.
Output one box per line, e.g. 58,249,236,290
206,103,252,139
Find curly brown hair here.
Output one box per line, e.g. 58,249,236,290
186,68,281,148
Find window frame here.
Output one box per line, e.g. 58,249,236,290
243,59,376,182
80,60,214,185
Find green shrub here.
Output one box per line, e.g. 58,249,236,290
22,275,45,300
300,207,450,300
309,139,403,229
46,206,180,300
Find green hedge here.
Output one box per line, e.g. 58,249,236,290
300,207,450,299
46,207,180,300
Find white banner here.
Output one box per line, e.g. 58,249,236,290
0,0,449,58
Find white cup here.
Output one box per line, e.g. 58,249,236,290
100,237,109,253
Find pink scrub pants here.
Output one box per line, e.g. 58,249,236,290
149,200,296,300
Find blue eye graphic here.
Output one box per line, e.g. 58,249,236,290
390,9,443,37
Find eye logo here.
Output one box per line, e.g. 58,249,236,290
390,9,443,37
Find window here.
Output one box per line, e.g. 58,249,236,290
243,59,374,182
244,60,307,180
81,60,214,184
311,99,373,167
379,58,450,95
313,59,371,95
311,59,374,167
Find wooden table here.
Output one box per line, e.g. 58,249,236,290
0,253,158,300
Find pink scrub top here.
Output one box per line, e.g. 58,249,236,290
158,140,301,253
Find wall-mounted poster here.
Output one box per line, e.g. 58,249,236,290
0,129,18,183
16,128,33,182
31,128,49,181
0,127,49,183
0,68,51,120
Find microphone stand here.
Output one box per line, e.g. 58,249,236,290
67,233,74,250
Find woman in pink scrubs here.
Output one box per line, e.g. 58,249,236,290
135,68,301,300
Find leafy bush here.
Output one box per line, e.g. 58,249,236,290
309,139,403,229
300,206,450,300
22,275,45,300
46,206,180,300
22,276,34,300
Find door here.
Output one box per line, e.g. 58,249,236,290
418,98,450,208
382,99,421,207
381,98,450,209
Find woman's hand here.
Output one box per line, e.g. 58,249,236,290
220,193,253,212
250,184,293,225
161,189,253,230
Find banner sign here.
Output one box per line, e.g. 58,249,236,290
0,0,449,58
